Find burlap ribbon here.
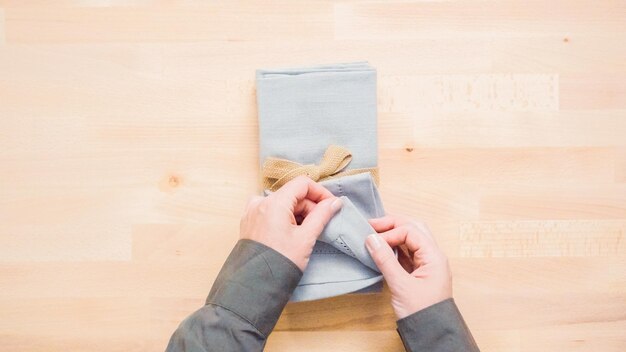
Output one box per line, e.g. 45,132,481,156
261,145,379,191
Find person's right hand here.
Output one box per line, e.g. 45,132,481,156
365,215,452,319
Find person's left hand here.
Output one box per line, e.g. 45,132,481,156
240,176,343,272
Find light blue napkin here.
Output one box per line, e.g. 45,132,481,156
256,62,384,301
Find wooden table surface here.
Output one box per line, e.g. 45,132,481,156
1,1,625,351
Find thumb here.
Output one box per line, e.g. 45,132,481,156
366,234,406,285
299,197,343,237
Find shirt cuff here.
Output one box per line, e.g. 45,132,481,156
396,298,479,352
206,239,303,337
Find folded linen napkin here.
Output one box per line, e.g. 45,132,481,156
256,62,384,302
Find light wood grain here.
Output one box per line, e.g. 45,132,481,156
1,1,625,351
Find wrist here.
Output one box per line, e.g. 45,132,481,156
207,239,303,336
395,292,453,320
249,240,307,272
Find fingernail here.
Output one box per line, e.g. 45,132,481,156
366,234,382,252
331,197,343,212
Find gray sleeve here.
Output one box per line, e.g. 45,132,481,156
165,239,303,352
396,298,480,352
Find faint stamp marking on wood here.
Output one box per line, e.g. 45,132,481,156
379,74,559,112
459,220,625,257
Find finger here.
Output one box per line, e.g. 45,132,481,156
378,225,433,256
293,199,316,225
368,215,397,232
298,197,343,238
411,221,438,245
294,198,316,217
365,233,408,285
273,176,334,209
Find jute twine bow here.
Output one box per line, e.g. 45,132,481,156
262,145,379,191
